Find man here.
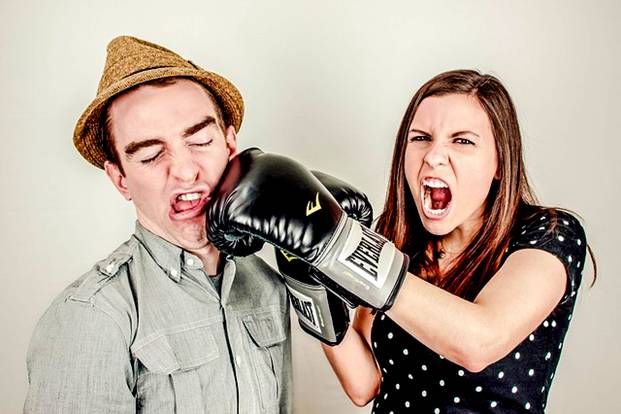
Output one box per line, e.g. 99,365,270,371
24,36,291,414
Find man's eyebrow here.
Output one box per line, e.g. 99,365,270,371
123,116,217,157
183,116,217,137
124,139,164,157
451,130,480,138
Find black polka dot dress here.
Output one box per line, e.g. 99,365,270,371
371,209,587,413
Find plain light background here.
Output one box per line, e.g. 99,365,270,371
1,0,619,412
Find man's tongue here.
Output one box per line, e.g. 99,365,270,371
174,198,201,213
430,187,451,210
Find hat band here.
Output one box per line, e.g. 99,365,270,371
124,64,186,79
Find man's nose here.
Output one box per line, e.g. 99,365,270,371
169,148,199,183
423,141,449,168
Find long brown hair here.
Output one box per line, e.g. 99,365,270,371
376,70,539,300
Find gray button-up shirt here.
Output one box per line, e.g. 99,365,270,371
25,223,292,413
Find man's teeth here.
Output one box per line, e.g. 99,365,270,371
423,178,448,189
177,192,201,202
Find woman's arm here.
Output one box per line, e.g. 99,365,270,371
321,306,381,406
387,248,566,372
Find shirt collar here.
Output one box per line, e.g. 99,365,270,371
133,221,204,283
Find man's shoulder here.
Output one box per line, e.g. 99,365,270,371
41,236,142,340
63,236,139,301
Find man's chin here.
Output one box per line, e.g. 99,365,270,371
172,220,210,247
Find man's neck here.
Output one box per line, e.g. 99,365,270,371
189,245,223,275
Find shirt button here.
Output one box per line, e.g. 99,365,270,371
236,356,242,367
170,268,178,277
186,258,194,266
105,263,115,273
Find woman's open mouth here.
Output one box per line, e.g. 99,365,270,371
420,177,452,219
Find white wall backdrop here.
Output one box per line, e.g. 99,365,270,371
1,0,619,412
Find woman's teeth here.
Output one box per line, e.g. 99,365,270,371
421,178,451,216
424,197,448,215
423,178,448,189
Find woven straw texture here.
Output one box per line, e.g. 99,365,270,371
73,36,244,168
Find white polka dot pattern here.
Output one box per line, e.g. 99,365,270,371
368,209,586,413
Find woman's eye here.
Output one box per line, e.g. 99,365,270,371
454,137,474,145
408,135,431,142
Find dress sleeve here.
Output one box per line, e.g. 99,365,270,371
507,209,588,302
24,298,136,414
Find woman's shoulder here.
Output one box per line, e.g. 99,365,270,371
513,205,586,244
510,205,588,299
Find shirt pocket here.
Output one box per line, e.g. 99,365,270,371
242,307,287,411
132,322,220,414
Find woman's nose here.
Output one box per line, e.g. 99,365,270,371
423,141,449,168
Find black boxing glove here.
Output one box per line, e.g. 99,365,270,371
207,148,408,311
277,171,372,345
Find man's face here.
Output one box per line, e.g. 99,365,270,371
104,79,237,251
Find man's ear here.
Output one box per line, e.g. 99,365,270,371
224,126,238,160
104,161,132,201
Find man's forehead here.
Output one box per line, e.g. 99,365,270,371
108,79,219,140
110,78,217,113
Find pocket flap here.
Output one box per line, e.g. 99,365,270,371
242,308,287,348
132,323,219,374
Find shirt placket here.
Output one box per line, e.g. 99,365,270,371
220,259,261,414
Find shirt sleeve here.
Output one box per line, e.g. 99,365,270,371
24,297,136,414
508,209,587,301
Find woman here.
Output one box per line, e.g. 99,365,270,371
322,69,594,413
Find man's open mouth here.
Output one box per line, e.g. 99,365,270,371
170,191,209,219
421,177,452,218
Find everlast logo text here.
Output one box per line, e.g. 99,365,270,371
345,225,387,280
289,293,317,328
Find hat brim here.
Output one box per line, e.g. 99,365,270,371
73,66,244,169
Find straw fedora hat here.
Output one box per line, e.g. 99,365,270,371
73,35,244,169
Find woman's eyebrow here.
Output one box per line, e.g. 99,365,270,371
451,130,480,138
409,128,431,135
